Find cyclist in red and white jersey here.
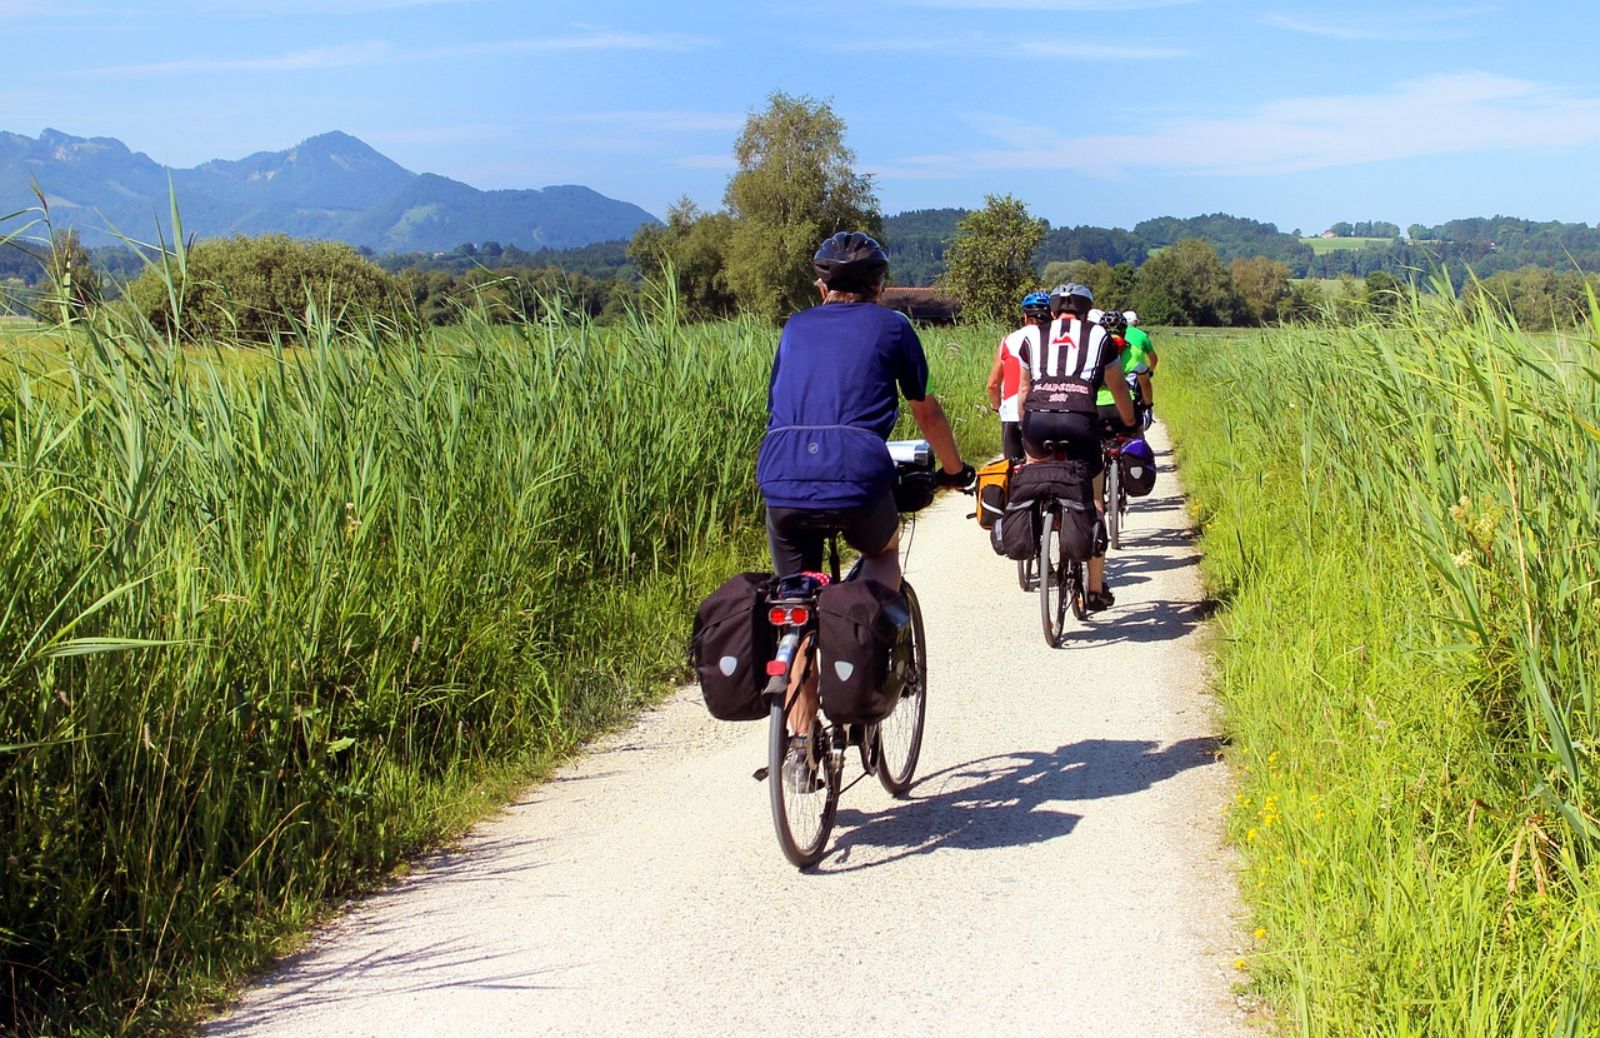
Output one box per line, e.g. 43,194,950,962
986,291,1052,463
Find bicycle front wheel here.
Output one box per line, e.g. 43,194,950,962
768,701,839,869
1039,509,1067,647
876,581,927,796
1105,458,1122,551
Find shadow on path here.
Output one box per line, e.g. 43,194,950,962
820,736,1222,873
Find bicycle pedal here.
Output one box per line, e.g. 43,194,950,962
753,766,770,782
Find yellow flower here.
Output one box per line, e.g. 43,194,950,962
1254,927,1267,940
1235,958,1247,970
1246,827,1259,842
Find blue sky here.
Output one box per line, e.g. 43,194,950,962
6,0,1600,233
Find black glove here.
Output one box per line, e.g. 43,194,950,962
935,463,976,490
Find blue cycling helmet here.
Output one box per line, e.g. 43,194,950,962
1021,291,1052,316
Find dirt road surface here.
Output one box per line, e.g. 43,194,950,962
208,423,1250,1038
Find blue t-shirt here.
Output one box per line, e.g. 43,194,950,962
757,302,930,509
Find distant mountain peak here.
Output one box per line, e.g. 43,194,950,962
0,127,659,252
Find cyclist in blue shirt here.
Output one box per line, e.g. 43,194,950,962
757,232,971,761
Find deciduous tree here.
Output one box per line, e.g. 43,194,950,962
941,194,1046,324
723,92,880,321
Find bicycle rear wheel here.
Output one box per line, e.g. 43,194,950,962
1039,509,1068,647
876,581,927,796
768,701,839,869
1105,458,1122,551
1016,552,1036,592
1069,559,1088,621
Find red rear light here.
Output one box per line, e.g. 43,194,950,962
766,660,787,677
767,605,812,626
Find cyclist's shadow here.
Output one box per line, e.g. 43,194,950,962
821,736,1220,872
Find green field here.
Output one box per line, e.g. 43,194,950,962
1162,302,1600,1035
1301,235,1393,254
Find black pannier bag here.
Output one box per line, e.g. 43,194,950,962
816,578,913,725
993,501,1039,560
1011,461,1098,562
692,572,776,721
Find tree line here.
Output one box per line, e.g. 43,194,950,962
11,92,1600,335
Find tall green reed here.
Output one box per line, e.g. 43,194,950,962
0,273,998,1033
1161,290,1600,1034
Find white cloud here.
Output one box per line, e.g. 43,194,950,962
825,34,1186,59
365,123,513,145
1262,5,1497,42
208,0,481,11
85,30,709,77
896,0,1197,8
551,111,744,134
417,31,713,59
95,41,392,76
878,73,1600,180
1015,40,1188,59
671,154,739,171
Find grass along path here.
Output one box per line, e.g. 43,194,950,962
1159,302,1600,1035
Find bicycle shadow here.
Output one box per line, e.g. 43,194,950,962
819,736,1222,873
1057,597,1216,646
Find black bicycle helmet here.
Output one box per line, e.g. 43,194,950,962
813,231,889,292
1098,308,1128,335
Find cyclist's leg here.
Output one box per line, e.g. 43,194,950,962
1001,420,1025,464
840,492,902,589
1063,421,1113,601
766,507,826,737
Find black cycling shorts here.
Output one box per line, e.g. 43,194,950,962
766,493,899,577
1021,409,1103,477
1097,403,1142,439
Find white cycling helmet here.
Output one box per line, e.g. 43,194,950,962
1086,307,1105,324
1122,310,1139,326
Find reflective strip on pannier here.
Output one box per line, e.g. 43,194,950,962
974,458,1011,529
995,501,1040,561
816,578,912,725
691,572,776,721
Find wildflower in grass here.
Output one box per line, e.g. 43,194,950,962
1452,549,1473,568
1254,927,1267,940
1247,827,1259,842
1235,958,1247,970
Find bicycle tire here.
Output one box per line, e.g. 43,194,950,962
768,701,839,869
1105,457,1122,551
1016,553,1035,592
876,581,927,796
1069,560,1088,621
1039,509,1067,647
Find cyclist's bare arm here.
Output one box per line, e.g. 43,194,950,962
985,347,1005,409
1106,359,1137,427
1138,372,1155,408
909,395,964,475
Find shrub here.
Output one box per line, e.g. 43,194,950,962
124,234,399,341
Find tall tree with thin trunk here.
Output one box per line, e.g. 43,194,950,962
941,194,1047,325
723,92,880,321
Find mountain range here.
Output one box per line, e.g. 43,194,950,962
0,129,659,253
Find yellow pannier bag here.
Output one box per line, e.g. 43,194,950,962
974,458,1011,529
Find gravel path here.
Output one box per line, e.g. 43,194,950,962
207,422,1250,1038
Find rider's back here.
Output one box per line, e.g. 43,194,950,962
758,302,929,510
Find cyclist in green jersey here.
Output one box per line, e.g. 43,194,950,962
1092,309,1150,430
1121,311,1157,419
